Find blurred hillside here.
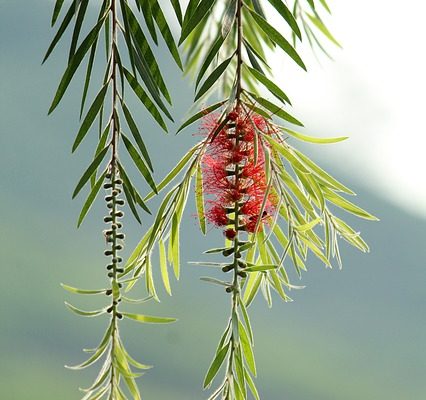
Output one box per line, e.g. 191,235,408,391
0,1,425,399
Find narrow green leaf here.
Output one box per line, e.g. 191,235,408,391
306,13,341,47
72,146,109,199
121,134,157,194
222,0,237,38
265,0,302,39
177,101,225,133
245,369,260,400
144,144,199,200
263,135,309,173
68,0,89,61
122,312,176,324
245,264,278,272
169,0,183,25
122,182,142,224
80,41,98,118
203,343,230,388
282,127,348,144
195,163,206,234
49,16,106,113
195,35,225,89
248,9,306,70
136,0,158,44
293,217,322,232
77,170,107,227
44,0,77,62
73,85,108,152
246,65,291,104
159,239,172,295
323,187,379,221
61,284,105,295
51,0,66,26
180,0,218,45
149,0,183,68
123,68,168,132
195,56,233,101
121,102,153,171
65,302,106,317
200,277,232,287
239,321,256,376
248,92,303,126
118,162,151,214
293,149,355,194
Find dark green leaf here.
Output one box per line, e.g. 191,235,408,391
177,101,225,133
169,0,183,25
195,56,233,101
125,2,172,105
122,182,142,224
149,0,183,68
246,65,291,104
195,35,225,89
248,92,303,126
48,15,106,113
77,170,107,227
72,146,109,199
123,68,168,132
180,0,218,45
136,0,158,44
265,0,302,39
121,102,153,171
248,9,306,70
51,0,66,26
121,134,157,193
73,85,108,152
44,0,77,62
68,0,89,61
118,162,151,214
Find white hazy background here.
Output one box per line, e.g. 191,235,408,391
270,0,426,218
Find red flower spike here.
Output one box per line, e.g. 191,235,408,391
200,107,277,235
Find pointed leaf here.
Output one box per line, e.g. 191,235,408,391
72,146,109,199
195,56,233,101
121,134,157,193
248,9,306,70
49,16,106,113
122,312,176,324
73,85,108,152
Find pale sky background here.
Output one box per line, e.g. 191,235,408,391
270,0,426,218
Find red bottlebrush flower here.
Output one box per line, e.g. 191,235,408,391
200,107,277,235
207,204,228,226
225,229,237,240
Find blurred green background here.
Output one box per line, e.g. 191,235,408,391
0,1,425,399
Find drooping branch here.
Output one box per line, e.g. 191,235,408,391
124,0,376,399
45,0,182,398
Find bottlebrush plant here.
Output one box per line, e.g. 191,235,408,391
123,0,377,399
44,0,183,398
46,0,377,399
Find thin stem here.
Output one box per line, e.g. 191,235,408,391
235,0,243,104
106,0,124,397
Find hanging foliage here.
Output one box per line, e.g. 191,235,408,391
45,0,182,398
124,0,377,399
